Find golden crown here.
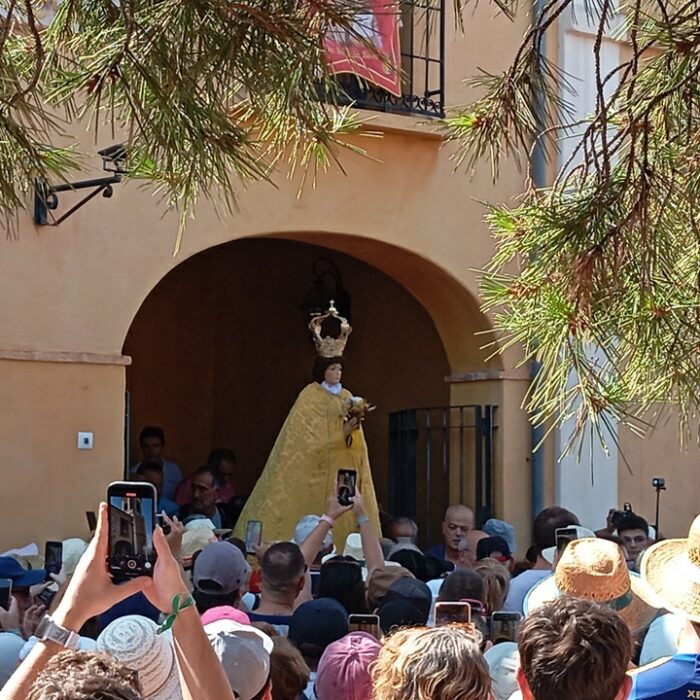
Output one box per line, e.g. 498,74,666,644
308,301,352,358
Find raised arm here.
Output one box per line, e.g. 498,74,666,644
299,488,352,566
0,503,144,700
352,488,383,574
143,527,235,700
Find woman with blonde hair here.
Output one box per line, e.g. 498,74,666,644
473,558,511,614
372,626,493,700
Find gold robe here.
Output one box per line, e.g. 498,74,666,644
234,383,380,546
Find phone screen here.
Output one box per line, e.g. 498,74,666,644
337,469,357,507
491,612,522,643
435,601,472,626
348,614,381,639
0,579,12,611
108,481,157,578
310,570,321,596
245,520,263,554
44,541,63,578
555,527,579,555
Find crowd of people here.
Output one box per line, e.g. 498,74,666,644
0,427,696,699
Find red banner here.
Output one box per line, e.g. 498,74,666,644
324,1,402,97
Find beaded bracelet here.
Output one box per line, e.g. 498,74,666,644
157,593,195,634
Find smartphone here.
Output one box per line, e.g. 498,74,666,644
555,527,579,555
44,541,63,579
157,514,172,536
434,601,472,626
337,469,357,507
0,579,11,611
491,611,522,643
86,511,97,532
107,481,157,578
348,613,381,639
310,570,321,596
245,520,263,554
37,586,56,607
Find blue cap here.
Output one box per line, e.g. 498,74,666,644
0,557,46,588
483,519,517,555
289,598,349,650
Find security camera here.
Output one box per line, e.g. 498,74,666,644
98,144,127,174
652,477,666,489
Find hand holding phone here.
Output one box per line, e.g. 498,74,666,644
245,520,263,555
107,481,157,579
337,469,357,507
45,541,63,579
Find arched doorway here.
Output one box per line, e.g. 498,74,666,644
123,235,496,538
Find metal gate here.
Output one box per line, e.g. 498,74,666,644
388,405,496,548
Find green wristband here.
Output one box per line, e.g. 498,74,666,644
157,593,195,635
356,515,370,527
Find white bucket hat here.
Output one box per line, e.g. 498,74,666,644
97,615,182,700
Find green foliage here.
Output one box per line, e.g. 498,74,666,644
448,0,700,447
0,0,375,248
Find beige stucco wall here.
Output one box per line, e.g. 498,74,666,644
0,4,539,552
0,360,125,548
619,411,700,538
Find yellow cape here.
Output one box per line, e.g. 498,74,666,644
234,383,380,546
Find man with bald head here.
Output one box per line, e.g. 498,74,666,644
424,504,475,565
457,529,489,569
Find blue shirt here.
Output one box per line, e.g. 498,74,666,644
158,496,180,518
424,544,447,560
630,653,700,699
130,459,183,501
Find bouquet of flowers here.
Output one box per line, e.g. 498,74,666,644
345,395,376,422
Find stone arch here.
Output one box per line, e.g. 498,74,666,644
122,234,502,508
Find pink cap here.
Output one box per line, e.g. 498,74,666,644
200,605,251,627
315,632,381,700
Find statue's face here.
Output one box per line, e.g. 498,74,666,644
324,363,343,386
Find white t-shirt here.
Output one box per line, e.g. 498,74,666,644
503,569,551,613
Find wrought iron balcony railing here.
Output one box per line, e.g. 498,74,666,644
335,0,445,118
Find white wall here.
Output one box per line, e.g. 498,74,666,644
554,1,622,528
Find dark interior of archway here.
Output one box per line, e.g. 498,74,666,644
123,238,450,514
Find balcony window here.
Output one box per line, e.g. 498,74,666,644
332,0,445,118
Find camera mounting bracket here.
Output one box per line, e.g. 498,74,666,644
33,174,122,226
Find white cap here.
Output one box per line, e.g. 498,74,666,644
204,619,273,700
294,514,333,551
484,642,520,700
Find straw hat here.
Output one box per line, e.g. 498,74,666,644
525,538,659,635
97,615,182,700
641,513,700,622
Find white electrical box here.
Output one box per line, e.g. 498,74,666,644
77,432,94,450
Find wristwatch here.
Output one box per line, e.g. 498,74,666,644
34,615,80,649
